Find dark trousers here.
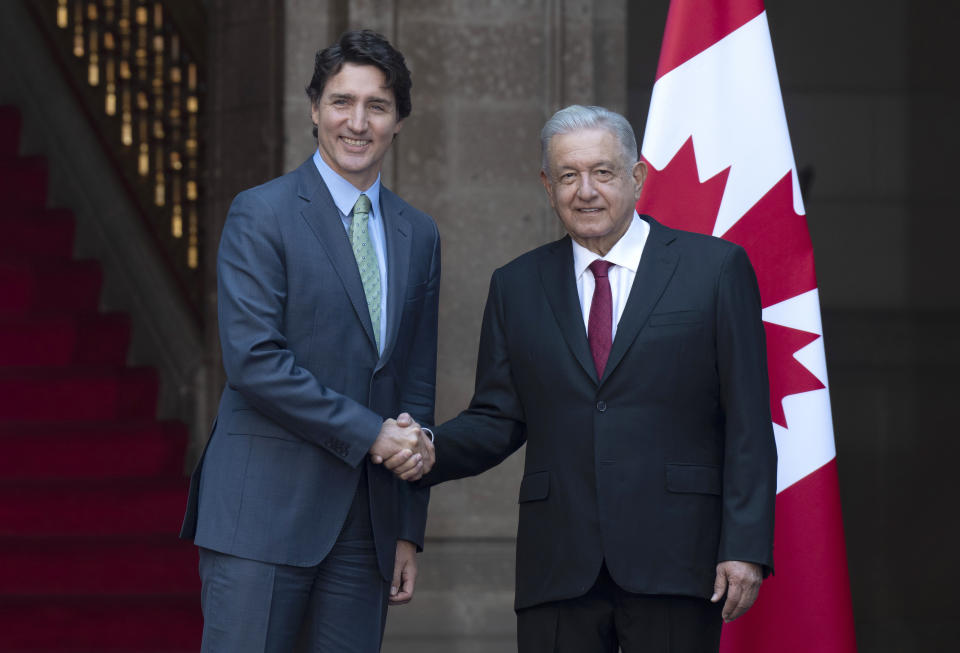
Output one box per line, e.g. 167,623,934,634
516,563,722,653
198,468,388,653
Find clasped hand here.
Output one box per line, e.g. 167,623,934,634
368,412,435,481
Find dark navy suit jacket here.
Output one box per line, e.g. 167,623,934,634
181,157,440,580
423,216,776,610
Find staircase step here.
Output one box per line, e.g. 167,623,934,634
0,156,47,209
0,366,158,421
0,594,201,651
0,208,76,258
0,535,199,595
0,106,21,157
0,478,188,536
0,259,102,313
0,312,130,366
0,420,186,480
0,105,199,651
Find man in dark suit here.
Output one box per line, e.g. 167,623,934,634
180,30,438,652
416,105,777,652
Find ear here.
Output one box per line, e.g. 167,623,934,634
632,160,648,199
539,170,556,208
393,117,404,136
310,100,321,127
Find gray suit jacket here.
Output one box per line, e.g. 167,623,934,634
181,157,440,580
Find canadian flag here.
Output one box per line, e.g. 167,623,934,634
637,1,857,651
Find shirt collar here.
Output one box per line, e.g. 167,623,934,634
571,212,650,279
312,149,382,219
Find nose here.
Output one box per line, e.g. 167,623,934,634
347,104,367,132
576,172,597,199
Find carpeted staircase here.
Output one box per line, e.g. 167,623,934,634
0,106,201,652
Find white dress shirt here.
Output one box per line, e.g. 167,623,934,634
571,212,650,341
313,150,389,353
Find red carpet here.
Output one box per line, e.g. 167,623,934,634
0,106,201,651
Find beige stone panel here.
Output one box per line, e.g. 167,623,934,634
399,21,547,103
283,0,337,172
400,0,544,22
347,0,396,39
593,0,628,112
382,539,517,650
423,187,555,420
381,639,516,653
449,102,546,189
385,595,516,641
425,459,525,539
392,105,455,192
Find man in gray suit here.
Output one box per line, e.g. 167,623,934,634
181,30,438,652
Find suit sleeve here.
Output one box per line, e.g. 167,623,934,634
217,190,383,468
421,269,527,486
397,226,441,548
715,245,778,574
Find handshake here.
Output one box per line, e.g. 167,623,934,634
368,412,435,481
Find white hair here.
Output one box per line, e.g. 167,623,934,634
540,105,639,174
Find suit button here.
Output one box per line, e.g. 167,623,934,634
596,400,606,412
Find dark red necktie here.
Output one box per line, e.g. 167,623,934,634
587,259,613,379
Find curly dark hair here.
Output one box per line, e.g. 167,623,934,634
305,29,412,138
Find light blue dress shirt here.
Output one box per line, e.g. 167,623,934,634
312,150,389,353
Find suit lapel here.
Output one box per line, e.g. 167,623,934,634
295,159,379,352
602,217,678,383
539,237,599,384
376,187,412,370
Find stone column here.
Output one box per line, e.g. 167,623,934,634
200,0,286,458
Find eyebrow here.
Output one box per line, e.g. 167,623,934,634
556,161,618,172
327,92,394,106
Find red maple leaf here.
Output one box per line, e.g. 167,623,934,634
637,139,825,429
721,171,818,310
764,322,825,428
637,137,730,236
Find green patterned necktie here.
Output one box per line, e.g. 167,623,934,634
349,193,381,351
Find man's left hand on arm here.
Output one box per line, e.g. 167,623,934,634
711,560,763,622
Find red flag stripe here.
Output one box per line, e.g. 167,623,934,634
654,0,765,80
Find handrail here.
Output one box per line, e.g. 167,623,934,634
27,0,205,317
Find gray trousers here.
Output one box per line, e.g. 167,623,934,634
198,469,389,652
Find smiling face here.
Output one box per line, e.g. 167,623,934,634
311,62,403,190
540,127,647,256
